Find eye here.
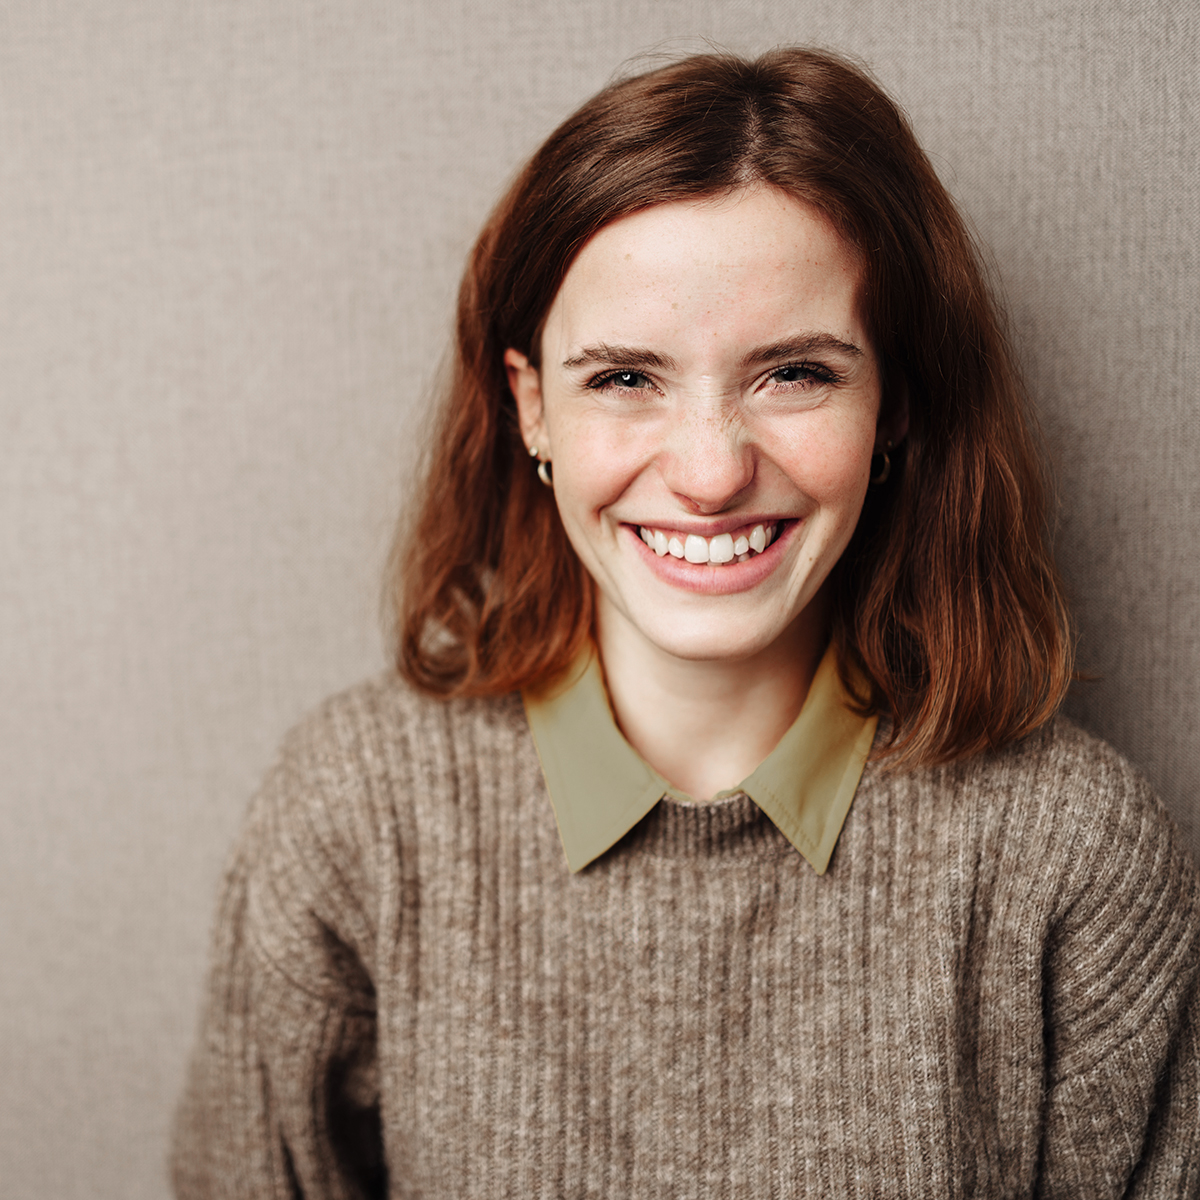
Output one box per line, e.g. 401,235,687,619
767,362,840,389
589,370,654,392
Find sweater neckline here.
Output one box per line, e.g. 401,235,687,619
609,790,794,863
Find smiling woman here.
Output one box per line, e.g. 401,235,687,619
173,47,1200,1199
505,189,889,798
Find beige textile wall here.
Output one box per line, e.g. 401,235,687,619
2,1,1196,1195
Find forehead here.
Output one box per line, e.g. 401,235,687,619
542,187,866,352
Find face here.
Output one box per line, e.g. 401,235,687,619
507,186,891,668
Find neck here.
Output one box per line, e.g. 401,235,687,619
596,600,828,802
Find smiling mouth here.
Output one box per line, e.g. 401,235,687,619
636,522,780,565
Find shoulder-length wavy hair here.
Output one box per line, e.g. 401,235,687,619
390,46,1072,767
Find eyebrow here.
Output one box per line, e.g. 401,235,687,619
562,344,680,371
561,335,864,373
739,335,865,369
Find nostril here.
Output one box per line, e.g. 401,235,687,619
673,489,753,516
660,437,756,514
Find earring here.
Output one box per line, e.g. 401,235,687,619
870,440,893,486
528,442,553,486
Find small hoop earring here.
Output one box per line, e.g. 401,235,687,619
537,459,553,487
870,440,893,486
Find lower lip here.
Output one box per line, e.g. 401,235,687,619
625,521,798,594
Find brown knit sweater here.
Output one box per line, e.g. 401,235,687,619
172,673,1200,1198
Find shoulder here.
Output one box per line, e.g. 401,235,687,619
248,674,534,879
996,719,1192,908
243,675,532,877
942,714,1153,809
269,672,530,805
866,716,1199,953
992,721,1200,1079
996,713,1200,924
896,716,1190,881
864,719,1200,1081
930,719,1198,1019
234,676,534,965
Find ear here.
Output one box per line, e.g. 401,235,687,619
876,377,910,453
505,348,550,456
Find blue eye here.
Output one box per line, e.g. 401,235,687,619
590,370,653,391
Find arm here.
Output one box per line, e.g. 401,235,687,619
1036,771,1200,1198
171,725,387,1200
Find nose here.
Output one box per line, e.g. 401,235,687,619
658,406,756,514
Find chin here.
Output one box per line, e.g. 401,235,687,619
636,619,795,665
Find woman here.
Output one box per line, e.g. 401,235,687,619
173,48,1200,1197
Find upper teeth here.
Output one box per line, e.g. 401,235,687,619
638,523,777,563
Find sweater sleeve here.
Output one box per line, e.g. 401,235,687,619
171,715,387,1200
1035,759,1200,1199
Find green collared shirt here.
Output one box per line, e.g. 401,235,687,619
522,644,878,874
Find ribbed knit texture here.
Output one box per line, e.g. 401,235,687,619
172,675,1200,1198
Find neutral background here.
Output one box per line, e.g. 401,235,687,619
2,1,1196,1196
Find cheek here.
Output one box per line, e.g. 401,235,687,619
551,420,653,510
771,419,876,508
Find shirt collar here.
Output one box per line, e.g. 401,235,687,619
522,643,877,874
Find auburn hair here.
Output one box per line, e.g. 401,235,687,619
390,46,1073,767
